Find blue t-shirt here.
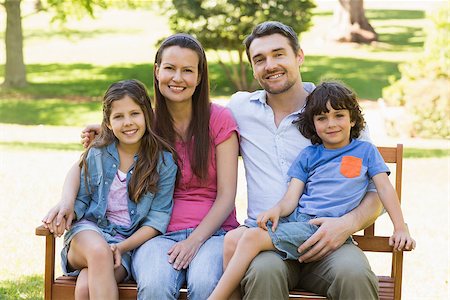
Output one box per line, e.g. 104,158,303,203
288,139,389,218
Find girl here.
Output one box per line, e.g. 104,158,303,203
208,81,416,300
43,34,240,300
59,79,177,299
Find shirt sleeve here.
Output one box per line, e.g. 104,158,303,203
210,104,239,146
74,150,96,220
287,148,310,183
140,153,177,234
367,144,391,178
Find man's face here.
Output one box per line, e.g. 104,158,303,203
248,33,304,95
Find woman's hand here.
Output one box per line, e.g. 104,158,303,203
167,238,203,270
80,124,101,148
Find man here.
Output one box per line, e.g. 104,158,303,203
226,21,380,299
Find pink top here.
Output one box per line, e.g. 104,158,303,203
106,170,132,228
167,103,240,232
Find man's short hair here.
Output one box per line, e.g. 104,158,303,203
244,21,300,63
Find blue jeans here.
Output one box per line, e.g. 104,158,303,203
132,228,226,300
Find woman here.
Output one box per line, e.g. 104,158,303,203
42,34,240,300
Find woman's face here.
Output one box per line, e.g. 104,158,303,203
155,46,200,105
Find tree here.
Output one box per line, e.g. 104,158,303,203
1,0,118,88
3,0,26,87
329,0,377,43
163,0,316,91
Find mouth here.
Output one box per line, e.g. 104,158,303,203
169,85,186,92
122,129,138,136
265,72,284,80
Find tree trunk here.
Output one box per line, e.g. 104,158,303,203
3,0,27,87
330,0,377,43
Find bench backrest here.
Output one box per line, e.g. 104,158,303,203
352,144,404,300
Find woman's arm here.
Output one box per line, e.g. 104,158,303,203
168,132,239,270
42,160,81,236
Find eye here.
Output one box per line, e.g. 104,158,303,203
315,116,325,121
131,112,140,116
184,69,194,73
164,66,174,70
113,115,122,119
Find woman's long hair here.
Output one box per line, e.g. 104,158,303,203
153,33,211,181
81,79,176,202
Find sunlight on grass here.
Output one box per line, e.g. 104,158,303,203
0,141,83,151
0,275,44,300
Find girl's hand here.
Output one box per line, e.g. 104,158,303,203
42,203,75,234
257,207,281,231
167,238,202,270
110,244,122,269
390,228,416,251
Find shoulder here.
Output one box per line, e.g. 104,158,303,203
157,150,177,172
210,103,237,126
228,90,265,110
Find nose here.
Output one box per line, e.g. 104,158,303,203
264,57,277,72
327,118,337,127
172,70,182,82
123,115,133,126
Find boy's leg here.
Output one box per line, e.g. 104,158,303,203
223,227,248,269
209,228,274,300
297,243,378,299
68,230,118,300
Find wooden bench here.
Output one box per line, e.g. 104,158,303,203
36,144,408,300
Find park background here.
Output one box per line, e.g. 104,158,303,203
0,0,448,299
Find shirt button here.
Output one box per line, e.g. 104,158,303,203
131,210,135,214
130,170,133,174
112,164,116,168
105,181,108,185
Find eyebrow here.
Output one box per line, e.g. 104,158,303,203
251,47,286,61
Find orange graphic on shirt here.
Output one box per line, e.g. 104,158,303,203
340,156,362,178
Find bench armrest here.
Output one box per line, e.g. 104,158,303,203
36,224,52,236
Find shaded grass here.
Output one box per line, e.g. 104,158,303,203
0,275,43,300
0,98,102,126
0,141,447,158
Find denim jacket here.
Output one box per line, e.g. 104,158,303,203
74,142,177,238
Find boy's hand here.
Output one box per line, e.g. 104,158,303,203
390,227,416,251
257,207,281,231
110,244,122,269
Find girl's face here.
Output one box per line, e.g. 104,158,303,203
107,95,146,151
155,46,200,105
313,101,355,149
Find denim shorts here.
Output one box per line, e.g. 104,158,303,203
61,219,132,282
267,212,352,260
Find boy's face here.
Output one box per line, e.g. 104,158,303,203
313,101,355,149
248,33,304,95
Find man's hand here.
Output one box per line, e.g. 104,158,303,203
298,216,353,263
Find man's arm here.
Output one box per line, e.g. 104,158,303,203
297,191,382,263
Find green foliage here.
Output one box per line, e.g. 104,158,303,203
383,5,450,138
0,275,43,300
162,0,316,90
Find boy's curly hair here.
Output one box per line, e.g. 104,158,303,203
295,81,365,145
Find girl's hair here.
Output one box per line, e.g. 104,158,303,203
296,81,365,145
81,79,175,203
153,33,211,180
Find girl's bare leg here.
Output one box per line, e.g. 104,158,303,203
209,227,275,300
75,268,89,300
68,231,119,300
